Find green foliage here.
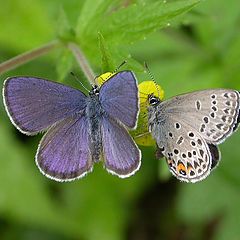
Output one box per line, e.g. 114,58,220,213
56,7,76,42
1,0,240,240
0,0,52,50
56,48,74,82
98,32,115,72
76,0,121,38
73,0,202,74
100,0,201,44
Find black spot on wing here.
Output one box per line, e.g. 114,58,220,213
233,105,240,132
156,145,164,159
208,143,220,170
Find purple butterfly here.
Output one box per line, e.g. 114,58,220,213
3,71,141,181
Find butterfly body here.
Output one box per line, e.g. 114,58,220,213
3,71,141,181
86,89,104,163
147,89,240,183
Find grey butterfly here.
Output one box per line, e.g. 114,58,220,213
147,89,240,183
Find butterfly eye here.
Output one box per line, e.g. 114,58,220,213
90,85,100,95
148,96,159,106
93,88,99,95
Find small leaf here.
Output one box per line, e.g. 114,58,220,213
56,48,74,82
56,7,76,42
110,47,145,73
98,32,115,72
76,0,121,38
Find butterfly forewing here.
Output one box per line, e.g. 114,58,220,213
99,71,139,129
101,115,141,178
36,114,92,182
161,89,240,144
3,77,87,135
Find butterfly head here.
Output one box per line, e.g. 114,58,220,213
148,93,161,106
89,85,100,96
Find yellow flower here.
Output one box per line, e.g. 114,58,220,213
132,81,164,146
139,81,164,102
96,72,116,86
96,71,164,147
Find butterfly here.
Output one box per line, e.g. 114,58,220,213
145,88,240,183
3,71,141,182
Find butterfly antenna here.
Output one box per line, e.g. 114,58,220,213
144,62,160,98
114,60,127,73
70,72,90,92
139,91,149,96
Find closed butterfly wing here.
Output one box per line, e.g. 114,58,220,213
149,89,240,182
150,114,213,182
36,114,92,181
3,77,87,135
101,115,141,178
99,71,139,129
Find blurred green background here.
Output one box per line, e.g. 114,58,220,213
1,0,240,239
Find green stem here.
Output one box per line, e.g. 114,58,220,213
0,40,61,75
68,42,95,84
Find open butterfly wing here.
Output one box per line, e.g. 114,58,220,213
99,71,139,129
36,114,92,181
101,115,141,178
3,77,87,135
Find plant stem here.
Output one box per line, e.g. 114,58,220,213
0,40,61,75
68,42,95,84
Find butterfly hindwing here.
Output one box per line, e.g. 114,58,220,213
101,115,141,178
150,114,212,182
3,77,87,135
36,114,92,182
208,143,221,170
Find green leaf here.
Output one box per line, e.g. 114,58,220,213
76,0,121,38
56,48,74,82
111,47,145,73
100,0,201,43
56,7,76,42
74,0,201,71
98,32,115,72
